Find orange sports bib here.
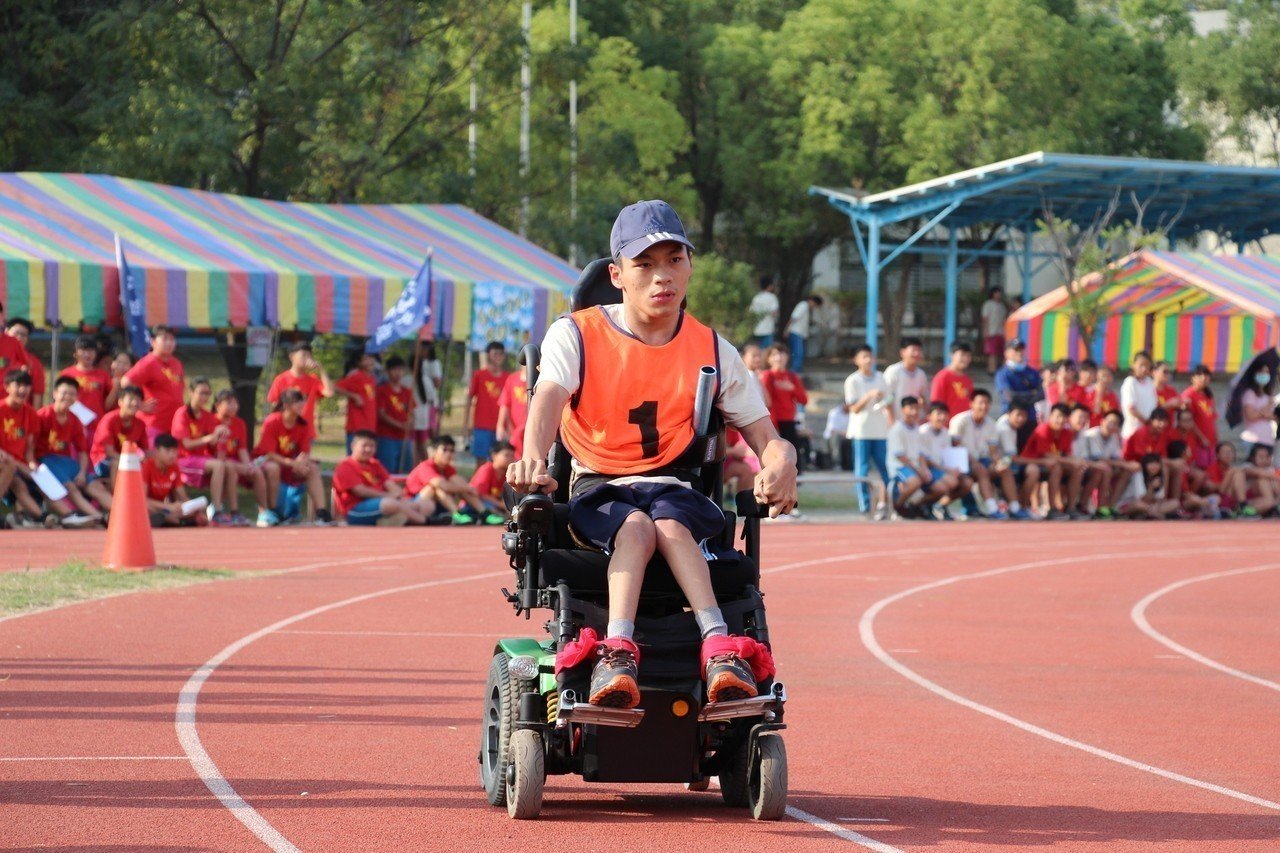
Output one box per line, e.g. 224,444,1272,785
560,307,718,476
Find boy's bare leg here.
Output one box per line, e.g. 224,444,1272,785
431,486,460,513
0,458,16,499
1047,462,1064,511
998,469,1019,503
652,518,717,612
607,513,657,625
11,478,44,516
973,463,995,500
1021,464,1041,508
1066,462,1085,509
304,466,325,521
207,460,227,510
1165,460,1185,501
262,461,280,508
84,478,112,510
893,477,921,512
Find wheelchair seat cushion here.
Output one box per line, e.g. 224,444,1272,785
538,548,759,597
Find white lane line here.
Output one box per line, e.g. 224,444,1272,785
277,630,496,638
786,805,902,852
1131,563,1280,694
0,755,187,762
860,546,1280,813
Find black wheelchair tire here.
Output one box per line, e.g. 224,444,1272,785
479,652,535,807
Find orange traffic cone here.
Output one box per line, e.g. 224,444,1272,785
102,442,156,572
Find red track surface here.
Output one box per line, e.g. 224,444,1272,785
2,523,1278,851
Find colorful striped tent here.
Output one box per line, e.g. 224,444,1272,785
0,173,576,349
1006,251,1280,373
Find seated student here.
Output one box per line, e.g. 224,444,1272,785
890,394,931,514
254,388,331,525
1068,404,1109,518
335,352,379,453
1241,443,1280,516
1123,406,1183,504
1022,402,1086,520
375,356,414,474
917,401,969,519
1206,441,1271,519
1085,364,1121,427
89,386,149,489
142,435,208,526
995,401,1039,519
211,389,270,527
35,376,109,526
1166,439,1220,518
171,377,231,524
1120,452,1180,519
1046,359,1086,408
60,334,116,419
1169,408,1209,495
332,430,432,525
949,388,1018,518
470,439,516,518
1079,410,1138,518
0,369,49,528
406,435,504,525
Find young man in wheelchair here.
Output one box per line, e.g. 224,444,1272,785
507,199,798,710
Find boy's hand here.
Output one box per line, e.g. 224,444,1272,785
753,461,798,518
507,458,557,495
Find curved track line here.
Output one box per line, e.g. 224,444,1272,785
175,547,498,853
1131,562,1280,694
859,546,1280,813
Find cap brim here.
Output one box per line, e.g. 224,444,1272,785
617,234,695,259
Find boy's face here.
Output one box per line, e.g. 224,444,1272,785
1177,411,1193,431
217,396,239,418
1149,416,1168,434
191,383,212,409
1069,410,1089,432
7,324,29,346
854,350,872,371
1079,367,1096,386
492,448,515,472
431,444,456,466
290,350,313,370
352,437,376,462
1097,367,1113,388
155,445,178,465
1132,357,1151,378
971,395,990,420
901,344,922,369
927,408,948,430
119,394,140,417
610,243,691,324
1101,415,1119,436
1008,408,1027,429
767,349,788,370
75,346,96,368
4,380,28,403
742,346,763,371
1217,444,1235,464
1257,448,1274,468
1154,365,1171,384
153,331,176,357
388,366,405,383
486,347,506,370
950,349,971,371
1048,409,1066,430
112,353,132,375
1058,365,1077,385
52,383,77,410
360,354,377,373
900,402,919,425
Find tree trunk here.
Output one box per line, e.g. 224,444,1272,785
879,256,916,358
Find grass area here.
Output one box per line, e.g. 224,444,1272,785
0,560,234,618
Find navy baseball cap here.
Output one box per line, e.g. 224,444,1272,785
1005,338,1026,350
610,200,696,260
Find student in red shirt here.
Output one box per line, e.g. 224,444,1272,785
5,318,45,407
1085,364,1121,426
254,388,330,525
470,440,515,518
107,351,133,412
267,340,335,439
334,352,380,451
212,389,269,527
496,372,529,456
375,356,414,474
1123,406,1183,503
1181,364,1218,468
331,430,432,525
929,341,975,420
405,434,504,525
0,299,28,379
1153,360,1183,415
171,377,232,524
60,334,116,419
36,376,109,524
123,325,186,442
759,342,809,468
142,434,207,526
1045,359,1087,408
1021,402,1084,519
90,386,149,487
463,341,510,460
0,368,45,526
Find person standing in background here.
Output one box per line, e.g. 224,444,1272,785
786,295,821,374
1120,351,1158,439
748,279,780,348
266,340,335,440
883,337,930,422
462,341,509,460
930,342,975,421
122,325,185,444
981,287,1009,374
844,344,890,516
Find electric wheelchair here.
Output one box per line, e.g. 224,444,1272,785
478,258,788,820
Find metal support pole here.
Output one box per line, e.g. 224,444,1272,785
944,230,958,354
1021,226,1033,304
49,322,61,375
519,1,531,237
866,223,881,354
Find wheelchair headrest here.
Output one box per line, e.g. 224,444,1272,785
571,257,620,312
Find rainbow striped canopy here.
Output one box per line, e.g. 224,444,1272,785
0,173,575,347
1006,251,1280,372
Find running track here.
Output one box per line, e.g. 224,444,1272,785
1,524,1278,851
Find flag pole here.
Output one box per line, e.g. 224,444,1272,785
399,250,433,472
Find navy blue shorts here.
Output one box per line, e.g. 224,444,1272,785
568,480,724,554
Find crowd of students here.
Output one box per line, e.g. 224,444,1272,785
0,302,531,529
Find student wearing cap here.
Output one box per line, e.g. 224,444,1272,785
267,340,335,439
507,199,796,710
994,338,1044,423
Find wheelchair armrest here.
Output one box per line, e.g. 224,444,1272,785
513,493,556,535
735,489,770,519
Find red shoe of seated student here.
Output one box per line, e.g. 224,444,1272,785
702,635,777,704
588,637,642,709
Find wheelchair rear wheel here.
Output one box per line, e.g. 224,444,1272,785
479,652,534,807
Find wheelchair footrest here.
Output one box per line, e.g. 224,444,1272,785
555,689,645,729
697,681,786,723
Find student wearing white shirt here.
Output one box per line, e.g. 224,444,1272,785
786,295,819,373
748,280,780,347
917,401,968,517
882,337,930,421
950,388,1019,518
1079,409,1139,517
886,396,929,516
1120,351,1158,439
843,344,890,514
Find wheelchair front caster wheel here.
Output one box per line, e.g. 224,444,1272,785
685,778,711,792
506,729,545,819
748,732,787,820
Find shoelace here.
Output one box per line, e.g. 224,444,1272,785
599,647,636,668
707,653,747,671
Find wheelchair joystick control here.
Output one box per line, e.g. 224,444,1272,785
514,493,555,535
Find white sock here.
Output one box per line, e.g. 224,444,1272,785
1010,501,1023,512
695,607,728,639
606,619,635,641
985,497,998,513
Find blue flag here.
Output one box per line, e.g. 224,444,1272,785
114,233,151,358
367,251,433,354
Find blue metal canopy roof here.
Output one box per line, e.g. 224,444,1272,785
807,152,1280,353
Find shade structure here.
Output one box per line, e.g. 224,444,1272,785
1006,251,1280,373
0,173,575,348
